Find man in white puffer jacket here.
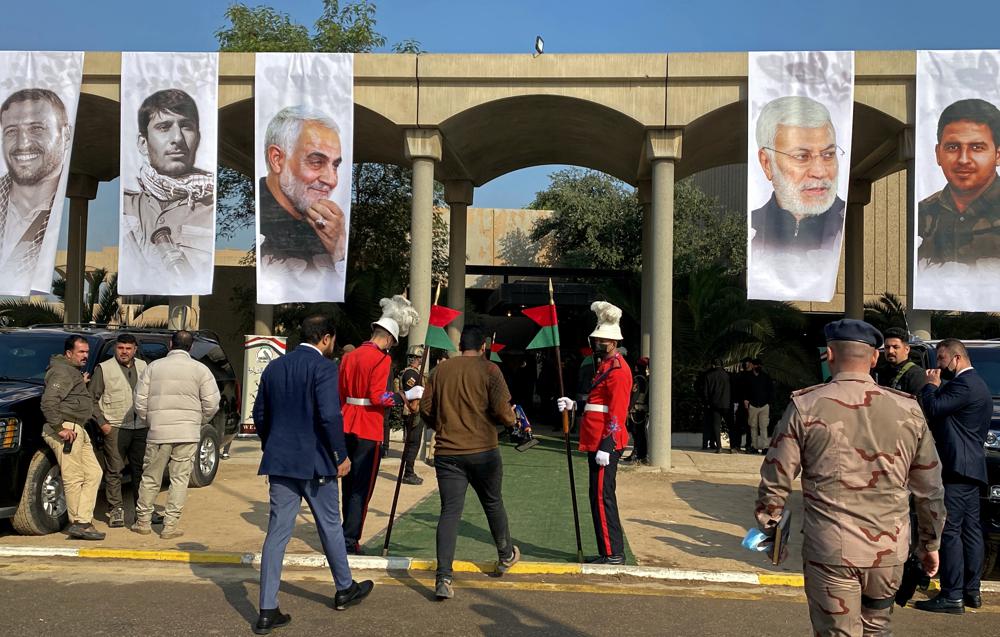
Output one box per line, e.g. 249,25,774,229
132,331,220,539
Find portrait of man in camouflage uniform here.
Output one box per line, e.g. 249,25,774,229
755,319,947,636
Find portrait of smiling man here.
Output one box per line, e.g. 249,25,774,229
0,88,72,291
918,98,1000,265
750,95,846,256
257,105,348,303
121,88,215,288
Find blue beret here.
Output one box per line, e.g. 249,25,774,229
824,319,883,348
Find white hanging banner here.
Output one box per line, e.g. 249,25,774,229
913,50,1000,311
746,51,854,302
254,52,354,304
0,51,83,297
118,52,218,296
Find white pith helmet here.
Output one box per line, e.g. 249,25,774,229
589,301,624,341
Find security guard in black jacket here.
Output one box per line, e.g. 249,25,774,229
877,328,927,399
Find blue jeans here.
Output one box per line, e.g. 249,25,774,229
259,476,353,609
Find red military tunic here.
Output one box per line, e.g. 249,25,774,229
579,352,632,452
338,341,402,441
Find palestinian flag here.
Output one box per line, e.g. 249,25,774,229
425,304,461,352
524,304,560,349
490,340,506,362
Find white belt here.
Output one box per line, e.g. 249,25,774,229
346,397,372,406
584,403,609,413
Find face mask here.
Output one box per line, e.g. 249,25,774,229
940,362,956,381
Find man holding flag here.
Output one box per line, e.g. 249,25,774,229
558,302,632,565
339,295,422,554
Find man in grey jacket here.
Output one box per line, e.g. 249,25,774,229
40,335,105,540
132,331,220,539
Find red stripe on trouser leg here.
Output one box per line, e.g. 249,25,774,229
358,441,381,543
596,465,612,555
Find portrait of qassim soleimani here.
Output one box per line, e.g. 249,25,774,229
121,88,215,284
257,105,348,302
0,88,72,290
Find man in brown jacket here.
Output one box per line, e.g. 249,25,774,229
755,319,946,636
420,325,520,600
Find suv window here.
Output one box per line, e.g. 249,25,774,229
139,341,169,362
0,333,99,381
191,340,236,381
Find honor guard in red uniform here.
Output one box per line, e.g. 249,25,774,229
558,301,632,564
338,295,422,554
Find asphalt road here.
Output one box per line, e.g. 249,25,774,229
1,558,998,636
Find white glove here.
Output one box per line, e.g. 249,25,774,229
595,450,610,466
556,396,575,412
404,386,424,401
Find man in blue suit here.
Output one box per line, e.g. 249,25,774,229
252,315,374,634
916,338,992,614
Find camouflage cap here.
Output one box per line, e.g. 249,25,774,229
407,345,425,358
823,319,883,348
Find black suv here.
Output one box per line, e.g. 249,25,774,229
0,325,241,535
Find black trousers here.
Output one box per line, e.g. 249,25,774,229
434,448,513,578
401,415,423,473
940,480,984,598
734,405,750,449
629,415,648,460
702,407,723,449
588,449,624,557
341,434,382,551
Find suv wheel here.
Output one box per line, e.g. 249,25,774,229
12,449,68,535
189,424,221,488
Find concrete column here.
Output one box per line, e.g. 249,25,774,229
63,174,98,324
254,304,274,336
844,179,872,320
445,180,473,348
899,129,931,338
638,180,653,359
404,129,443,346
645,130,682,470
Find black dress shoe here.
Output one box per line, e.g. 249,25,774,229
334,580,374,610
585,555,625,565
68,523,105,541
914,595,964,614
964,592,983,609
253,608,290,635
151,512,165,525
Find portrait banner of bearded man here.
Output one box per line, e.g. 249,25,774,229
118,52,219,296
746,51,855,303
913,50,1000,313
254,53,354,305
0,51,83,297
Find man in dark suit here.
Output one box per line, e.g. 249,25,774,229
252,315,374,634
916,338,992,614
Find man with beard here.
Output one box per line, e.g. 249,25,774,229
258,106,348,302
876,327,927,400
0,88,71,294
751,96,845,255
918,99,1000,265
122,89,214,289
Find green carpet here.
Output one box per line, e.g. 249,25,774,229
366,435,634,564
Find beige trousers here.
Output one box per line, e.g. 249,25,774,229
135,441,196,528
748,404,770,449
804,560,903,636
42,423,103,525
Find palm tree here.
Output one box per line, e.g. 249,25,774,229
864,292,908,333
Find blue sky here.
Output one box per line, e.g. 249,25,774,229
1,0,998,249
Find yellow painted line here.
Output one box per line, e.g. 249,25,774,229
406,558,582,576
758,573,805,587
78,548,245,564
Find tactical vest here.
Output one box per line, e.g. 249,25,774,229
98,357,147,428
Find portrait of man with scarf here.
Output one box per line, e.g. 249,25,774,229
122,88,214,288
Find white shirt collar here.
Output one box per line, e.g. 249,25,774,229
955,366,974,378
302,343,325,356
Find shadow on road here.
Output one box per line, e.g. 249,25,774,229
181,541,258,626
470,588,590,637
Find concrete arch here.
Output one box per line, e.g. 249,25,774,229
677,99,907,183
437,94,647,186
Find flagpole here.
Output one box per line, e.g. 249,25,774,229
383,282,441,556
549,278,584,562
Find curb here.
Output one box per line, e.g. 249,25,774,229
1,546,995,593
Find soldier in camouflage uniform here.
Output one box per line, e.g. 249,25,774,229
755,319,947,636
